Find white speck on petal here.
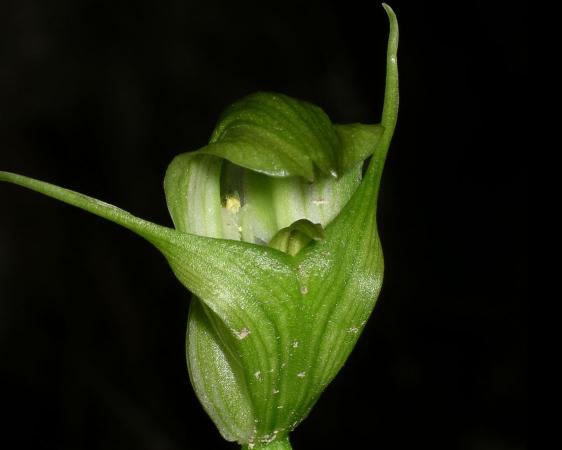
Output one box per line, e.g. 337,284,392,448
254,371,262,380
300,286,308,295
273,389,280,395
292,340,299,348
259,430,279,444
312,199,328,205
347,327,359,334
297,371,306,378
234,327,251,340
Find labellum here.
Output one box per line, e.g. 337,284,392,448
0,5,398,449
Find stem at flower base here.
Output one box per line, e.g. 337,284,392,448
241,436,292,450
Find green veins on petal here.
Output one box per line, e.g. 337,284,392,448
0,4,398,449
207,92,340,181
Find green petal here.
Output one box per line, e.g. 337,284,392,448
164,152,223,236
334,123,384,171
187,298,254,442
163,149,364,246
160,233,306,442
205,92,340,181
164,152,241,240
240,164,362,245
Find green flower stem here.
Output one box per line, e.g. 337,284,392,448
241,436,292,450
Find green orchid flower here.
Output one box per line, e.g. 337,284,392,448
0,4,398,449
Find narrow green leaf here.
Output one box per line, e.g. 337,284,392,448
375,2,400,184
0,171,166,240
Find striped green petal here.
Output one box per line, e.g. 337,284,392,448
206,92,340,182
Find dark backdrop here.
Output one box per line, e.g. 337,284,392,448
0,1,527,449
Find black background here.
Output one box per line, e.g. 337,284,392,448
0,1,527,449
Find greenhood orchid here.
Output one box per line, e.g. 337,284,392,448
1,5,398,449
